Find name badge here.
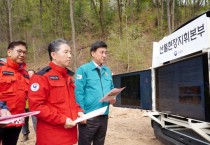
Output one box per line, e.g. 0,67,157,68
49,76,59,80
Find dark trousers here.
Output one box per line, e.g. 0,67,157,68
22,109,30,135
78,115,108,145
0,126,22,145
32,115,37,132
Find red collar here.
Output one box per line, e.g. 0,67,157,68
49,62,67,76
6,57,26,71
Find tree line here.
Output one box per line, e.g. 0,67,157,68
0,0,209,73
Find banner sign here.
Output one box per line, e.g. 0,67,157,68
153,13,210,67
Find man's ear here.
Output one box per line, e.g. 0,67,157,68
91,51,95,57
51,52,56,60
7,49,11,57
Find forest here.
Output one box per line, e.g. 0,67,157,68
0,0,209,74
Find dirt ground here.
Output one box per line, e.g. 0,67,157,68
17,106,163,145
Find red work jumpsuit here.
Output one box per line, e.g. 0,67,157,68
28,62,83,145
0,57,29,127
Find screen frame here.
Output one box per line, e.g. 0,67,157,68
154,52,210,122
113,69,152,110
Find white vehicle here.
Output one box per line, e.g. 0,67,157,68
113,11,210,145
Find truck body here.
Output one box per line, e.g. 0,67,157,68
113,11,210,145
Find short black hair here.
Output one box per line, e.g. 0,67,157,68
7,41,27,50
90,41,107,53
48,38,69,61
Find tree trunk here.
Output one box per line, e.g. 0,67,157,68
128,0,133,21
70,0,77,70
40,0,43,38
161,0,164,35
125,16,130,72
6,0,12,43
167,0,172,34
99,0,105,37
171,0,175,31
32,38,36,64
136,0,140,13
195,0,202,15
117,0,123,38
91,0,105,37
153,0,160,29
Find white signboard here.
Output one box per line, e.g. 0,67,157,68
153,13,210,67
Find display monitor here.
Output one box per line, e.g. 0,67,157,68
121,74,140,106
113,70,152,110
155,53,210,122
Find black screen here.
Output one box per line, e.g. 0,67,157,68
113,70,152,110
156,54,210,122
121,75,140,106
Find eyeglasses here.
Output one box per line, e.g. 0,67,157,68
16,50,27,55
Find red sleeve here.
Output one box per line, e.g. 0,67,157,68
28,75,66,126
70,76,84,114
76,103,84,113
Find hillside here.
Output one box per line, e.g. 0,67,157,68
1,1,209,74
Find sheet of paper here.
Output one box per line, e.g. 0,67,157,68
74,106,107,124
99,87,125,102
0,111,40,124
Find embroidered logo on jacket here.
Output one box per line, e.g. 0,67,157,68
2,71,14,75
31,83,40,91
105,72,108,76
49,76,59,80
76,74,82,79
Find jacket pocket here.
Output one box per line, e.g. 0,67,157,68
48,80,65,103
104,76,112,85
104,76,112,81
0,77,16,95
103,76,113,91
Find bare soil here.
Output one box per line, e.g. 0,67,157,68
17,106,163,145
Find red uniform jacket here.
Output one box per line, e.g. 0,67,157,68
0,57,29,127
28,62,83,145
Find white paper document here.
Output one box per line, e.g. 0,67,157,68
99,87,125,102
0,111,40,124
74,106,107,124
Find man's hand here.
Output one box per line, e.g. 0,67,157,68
0,109,11,128
78,112,86,124
109,97,116,105
64,118,76,129
0,109,11,117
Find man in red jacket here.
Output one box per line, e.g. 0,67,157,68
28,38,84,145
0,41,29,145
